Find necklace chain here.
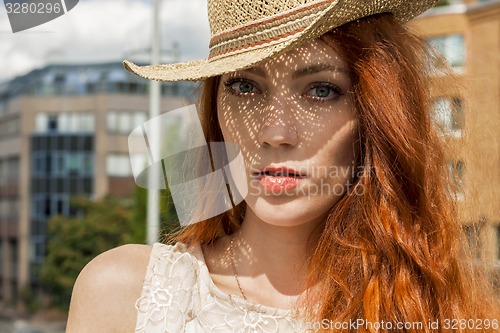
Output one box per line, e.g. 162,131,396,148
228,236,305,320
229,237,248,300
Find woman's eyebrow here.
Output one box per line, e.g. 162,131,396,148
292,63,350,79
241,67,267,78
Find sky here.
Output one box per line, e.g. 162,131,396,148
0,0,210,82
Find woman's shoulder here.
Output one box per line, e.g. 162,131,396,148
66,244,153,332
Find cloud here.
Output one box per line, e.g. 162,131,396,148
0,0,210,82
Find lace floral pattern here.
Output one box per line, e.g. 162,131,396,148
135,243,198,332
135,242,305,332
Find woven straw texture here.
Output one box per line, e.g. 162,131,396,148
123,0,438,82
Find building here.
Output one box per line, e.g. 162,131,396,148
0,61,196,304
412,0,500,267
0,0,499,309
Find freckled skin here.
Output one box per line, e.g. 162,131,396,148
217,38,360,228
66,40,364,326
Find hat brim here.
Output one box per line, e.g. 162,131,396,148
123,0,436,82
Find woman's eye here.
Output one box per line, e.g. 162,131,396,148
223,78,260,95
305,84,342,101
236,81,256,93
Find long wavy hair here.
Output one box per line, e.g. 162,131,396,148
169,13,499,332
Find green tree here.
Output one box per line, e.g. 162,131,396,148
130,187,180,243
40,187,179,310
40,195,134,309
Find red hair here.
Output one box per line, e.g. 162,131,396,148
169,13,499,332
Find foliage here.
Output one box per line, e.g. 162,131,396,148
40,187,179,310
40,195,133,309
20,285,41,314
130,187,180,243
435,0,449,7
40,118,183,309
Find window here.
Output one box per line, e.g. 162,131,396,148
54,74,65,83
82,136,93,151
32,235,45,264
107,110,147,134
0,199,18,219
8,199,19,219
80,113,95,132
48,115,58,131
106,154,132,177
428,34,465,72
0,243,3,275
0,119,5,137
33,152,93,177
35,112,95,133
0,101,6,115
53,153,66,176
432,97,464,136
133,112,146,128
32,195,44,220
129,154,147,178
32,153,51,176
6,156,20,180
63,153,93,176
33,195,68,220
53,74,66,95
44,196,51,216
0,159,5,185
463,224,480,258
59,113,71,132
33,153,42,175
10,240,17,279
67,154,80,176
82,154,93,175
36,113,48,132
107,111,118,133
0,116,20,138
0,200,7,219
53,195,68,215
118,112,131,134
448,160,465,200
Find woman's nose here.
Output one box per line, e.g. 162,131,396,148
257,101,299,148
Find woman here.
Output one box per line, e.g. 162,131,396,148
67,0,500,332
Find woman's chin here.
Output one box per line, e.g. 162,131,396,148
248,198,329,228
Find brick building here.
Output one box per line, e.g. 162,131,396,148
412,0,500,266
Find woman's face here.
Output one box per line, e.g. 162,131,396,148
217,38,359,228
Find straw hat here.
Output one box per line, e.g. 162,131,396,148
123,0,437,82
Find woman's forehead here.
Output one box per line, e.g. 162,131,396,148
232,38,348,77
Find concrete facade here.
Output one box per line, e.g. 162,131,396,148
0,62,193,304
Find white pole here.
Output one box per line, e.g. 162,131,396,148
147,0,161,245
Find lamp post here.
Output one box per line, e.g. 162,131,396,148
147,0,161,245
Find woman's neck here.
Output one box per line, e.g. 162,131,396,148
232,208,324,301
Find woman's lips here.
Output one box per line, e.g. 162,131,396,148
255,166,305,194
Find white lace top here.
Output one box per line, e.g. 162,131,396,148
134,242,307,332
